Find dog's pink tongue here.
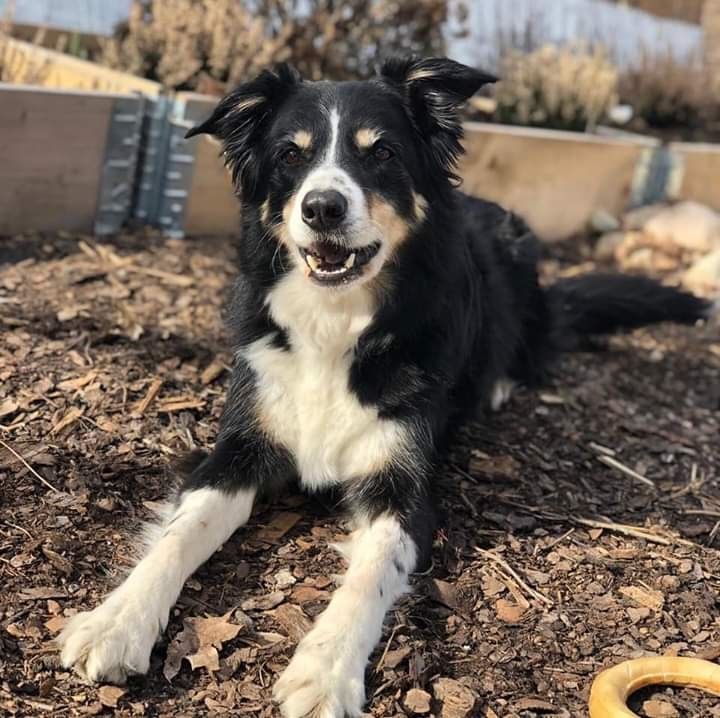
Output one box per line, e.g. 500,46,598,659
311,242,348,265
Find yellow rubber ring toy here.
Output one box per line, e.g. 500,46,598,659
589,657,720,717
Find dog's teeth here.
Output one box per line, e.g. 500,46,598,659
306,255,320,272
344,253,356,269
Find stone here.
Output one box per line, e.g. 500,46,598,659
683,248,720,296
590,209,621,234
274,569,297,589
595,231,626,261
643,201,720,254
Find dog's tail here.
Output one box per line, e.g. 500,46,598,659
546,273,714,349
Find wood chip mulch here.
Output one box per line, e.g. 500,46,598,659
0,231,719,718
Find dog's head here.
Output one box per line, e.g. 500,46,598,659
187,57,495,289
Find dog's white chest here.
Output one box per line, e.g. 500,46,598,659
242,274,406,489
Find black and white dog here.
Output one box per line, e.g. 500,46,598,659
59,57,712,717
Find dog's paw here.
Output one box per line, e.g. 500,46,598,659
273,637,366,718
57,597,160,684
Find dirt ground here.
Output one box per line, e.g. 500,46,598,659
1,231,719,718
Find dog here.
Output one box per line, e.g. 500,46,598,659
58,57,713,717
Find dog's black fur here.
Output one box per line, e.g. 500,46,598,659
184,57,711,568
59,57,713,714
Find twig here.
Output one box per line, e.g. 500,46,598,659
2,521,34,541
374,623,401,674
571,517,696,547
0,438,59,493
589,442,616,457
596,454,656,490
458,482,479,517
133,377,162,415
545,528,575,550
476,547,553,606
124,265,194,287
708,521,720,547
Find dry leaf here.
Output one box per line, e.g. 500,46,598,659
494,598,527,623
98,685,125,708
433,677,477,718
163,611,243,682
290,585,329,604
513,697,561,712
382,646,412,669
45,615,67,634
241,591,285,611
187,643,219,672
200,359,226,385
51,407,84,434
57,307,79,322
256,512,302,542
58,371,97,392
0,398,19,419
619,585,665,611
468,453,519,479
270,603,312,642
429,578,457,609
481,573,506,597
642,699,679,718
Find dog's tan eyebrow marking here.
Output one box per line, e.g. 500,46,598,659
234,96,265,113
292,130,313,150
355,128,382,149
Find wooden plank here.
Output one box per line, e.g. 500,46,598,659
183,135,239,236
0,36,161,95
178,95,239,236
459,123,652,241
670,143,720,211
0,85,117,234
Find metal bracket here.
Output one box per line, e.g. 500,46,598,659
629,145,681,208
154,100,198,238
94,94,145,235
131,94,208,237
133,95,173,227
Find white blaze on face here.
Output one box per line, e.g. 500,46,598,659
287,107,370,252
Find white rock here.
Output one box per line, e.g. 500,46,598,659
595,231,626,261
643,201,720,254
274,569,297,589
623,203,666,231
589,209,621,234
683,248,720,297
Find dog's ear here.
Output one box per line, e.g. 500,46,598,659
380,57,496,181
186,63,302,195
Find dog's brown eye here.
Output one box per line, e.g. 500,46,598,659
282,148,304,166
373,145,393,162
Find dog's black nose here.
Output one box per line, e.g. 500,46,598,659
301,190,348,231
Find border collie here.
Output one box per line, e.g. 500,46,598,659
59,57,712,717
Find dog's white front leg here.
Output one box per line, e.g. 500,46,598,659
58,486,255,684
273,514,417,718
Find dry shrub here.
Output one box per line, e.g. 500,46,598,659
493,44,619,132
619,50,719,136
0,32,52,85
99,0,447,91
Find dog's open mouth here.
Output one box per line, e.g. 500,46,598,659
300,241,380,284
